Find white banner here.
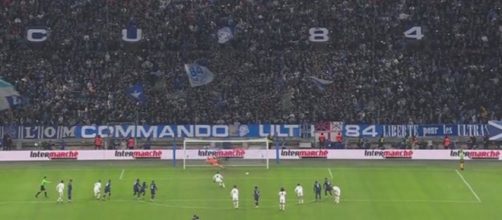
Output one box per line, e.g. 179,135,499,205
279,149,331,159
182,149,274,160
0,150,172,161
0,149,500,161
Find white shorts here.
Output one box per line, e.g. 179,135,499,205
94,189,100,194
296,193,303,197
215,178,223,183
58,191,64,197
279,198,286,204
232,196,239,201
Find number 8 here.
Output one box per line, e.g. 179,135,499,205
344,125,360,137
309,27,329,42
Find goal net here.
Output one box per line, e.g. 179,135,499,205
183,138,270,169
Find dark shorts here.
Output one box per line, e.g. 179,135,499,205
105,189,111,193
254,196,259,201
40,185,46,191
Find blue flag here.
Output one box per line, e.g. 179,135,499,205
488,121,502,141
127,83,146,104
217,27,234,44
0,79,22,111
184,63,215,87
309,76,333,91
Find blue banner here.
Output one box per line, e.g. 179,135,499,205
2,123,490,139
342,124,488,138
10,124,302,139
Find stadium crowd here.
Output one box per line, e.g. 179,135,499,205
0,0,501,125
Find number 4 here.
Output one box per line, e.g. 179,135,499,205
404,26,424,40
362,125,378,137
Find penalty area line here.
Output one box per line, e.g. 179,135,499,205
455,169,481,203
119,169,125,180
328,168,333,179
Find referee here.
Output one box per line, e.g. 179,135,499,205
35,176,51,198
459,149,465,171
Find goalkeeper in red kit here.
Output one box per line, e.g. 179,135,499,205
206,156,224,168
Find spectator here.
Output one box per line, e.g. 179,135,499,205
127,137,135,149
469,136,477,149
6,135,13,150
94,135,104,150
363,137,371,149
356,136,363,149
443,135,452,149
483,135,490,149
41,141,52,150
410,135,418,149
143,137,152,149
318,133,326,149
2,134,7,150
267,135,274,149
109,138,118,150
335,132,343,144
59,140,67,150
377,135,385,149
120,139,127,149
400,137,409,149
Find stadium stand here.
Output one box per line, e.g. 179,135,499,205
0,0,501,149
0,0,500,125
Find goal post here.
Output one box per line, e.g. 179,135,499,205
183,138,270,169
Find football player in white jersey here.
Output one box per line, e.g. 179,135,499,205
332,185,341,204
230,185,239,209
278,187,287,211
56,180,65,203
213,171,225,188
93,180,102,199
294,183,304,204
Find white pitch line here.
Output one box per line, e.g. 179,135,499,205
0,198,480,207
119,169,125,180
455,169,481,203
0,201,53,206
344,199,480,204
328,168,333,179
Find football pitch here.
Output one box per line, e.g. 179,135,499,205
0,160,501,220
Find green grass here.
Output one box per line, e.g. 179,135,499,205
0,160,501,220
